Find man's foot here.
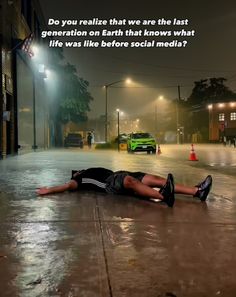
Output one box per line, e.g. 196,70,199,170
194,175,212,201
159,173,175,207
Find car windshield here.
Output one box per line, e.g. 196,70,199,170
132,133,152,139
67,134,82,138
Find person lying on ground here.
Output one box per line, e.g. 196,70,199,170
36,167,213,207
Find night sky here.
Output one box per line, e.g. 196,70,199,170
39,0,236,119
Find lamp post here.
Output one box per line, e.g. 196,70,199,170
116,109,124,152
104,78,131,142
116,109,120,152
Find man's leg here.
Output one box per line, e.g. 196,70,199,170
123,176,164,199
141,174,198,195
141,174,211,198
123,175,175,207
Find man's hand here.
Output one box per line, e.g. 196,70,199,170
36,181,78,196
36,187,51,195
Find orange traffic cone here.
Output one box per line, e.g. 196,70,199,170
157,144,162,155
189,143,198,161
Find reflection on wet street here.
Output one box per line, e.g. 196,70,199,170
0,146,236,296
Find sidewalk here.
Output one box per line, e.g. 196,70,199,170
0,148,236,297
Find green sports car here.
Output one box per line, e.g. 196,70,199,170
127,132,156,154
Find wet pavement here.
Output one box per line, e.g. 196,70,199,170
0,145,236,297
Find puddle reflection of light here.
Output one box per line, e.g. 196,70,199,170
119,221,132,233
209,163,235,167
13,199,71,293
14,222,71,294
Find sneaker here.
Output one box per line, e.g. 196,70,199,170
194,175,212,201
159,173,175,207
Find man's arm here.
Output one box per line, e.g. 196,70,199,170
36,180,78,195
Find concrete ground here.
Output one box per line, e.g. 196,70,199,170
0,144,236,297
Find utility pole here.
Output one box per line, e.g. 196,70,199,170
176,85,181,144
117,109,120,152
155,104,157,137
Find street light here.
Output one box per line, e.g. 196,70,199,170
104,78,131,142
44,69,50,80
31,45,39,56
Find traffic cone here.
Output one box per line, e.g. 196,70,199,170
157,144,162,155
189,143,198,161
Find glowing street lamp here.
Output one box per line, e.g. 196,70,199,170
31,45,39,57
44,69,50,80
208,104,213,109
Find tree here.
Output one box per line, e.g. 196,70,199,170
188,77,236,104
206,78,236,102
48,49,93,146
58,63,93,123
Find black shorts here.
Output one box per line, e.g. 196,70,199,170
105,171,146,194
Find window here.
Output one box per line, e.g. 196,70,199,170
219,113,225,121
230,112,236,121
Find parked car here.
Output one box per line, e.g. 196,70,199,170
114,133,128,144
64,133,84,148
127,132,156,154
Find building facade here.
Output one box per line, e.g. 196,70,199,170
0,0,49,159
208,101,236,142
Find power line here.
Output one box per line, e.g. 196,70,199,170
89,84,193,89
81,67,201,79
85,49,236,73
